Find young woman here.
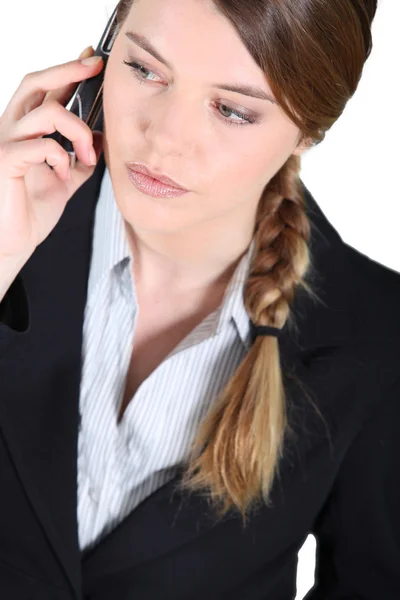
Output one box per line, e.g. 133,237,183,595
0,0,399,598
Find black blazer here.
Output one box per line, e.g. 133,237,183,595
1,151,400,600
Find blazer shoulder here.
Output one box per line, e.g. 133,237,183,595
342,241,400,341
344,241,400,289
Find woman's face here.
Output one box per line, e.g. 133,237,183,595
102,0,307,235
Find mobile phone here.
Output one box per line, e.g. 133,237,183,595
43,5,119,169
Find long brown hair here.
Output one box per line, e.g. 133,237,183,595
112,0,378,525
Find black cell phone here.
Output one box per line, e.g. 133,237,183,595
43,5,119,169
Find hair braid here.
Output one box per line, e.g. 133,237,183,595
177,156,313,525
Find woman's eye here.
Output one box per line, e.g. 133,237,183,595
123,60,259,128
123,60,160,83
217,103,257,127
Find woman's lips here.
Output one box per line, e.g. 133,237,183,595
128,162,187,189
127,167,189,198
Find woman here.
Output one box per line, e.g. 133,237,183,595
0,0,399,598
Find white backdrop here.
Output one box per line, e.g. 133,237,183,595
1,1,398,597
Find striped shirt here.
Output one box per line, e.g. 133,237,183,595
77,166,256,552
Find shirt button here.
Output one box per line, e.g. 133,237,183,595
89,487,98,502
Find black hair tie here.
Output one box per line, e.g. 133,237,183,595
252,324,282,338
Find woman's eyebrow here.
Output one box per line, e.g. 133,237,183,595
124,31,277,104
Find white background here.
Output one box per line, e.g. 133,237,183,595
1,1,399,597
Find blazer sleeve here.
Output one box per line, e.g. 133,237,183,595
0,273,30,356
304,374,400,599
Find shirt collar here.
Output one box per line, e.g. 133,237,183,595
88,165,255,350
87,167,132,300
212,239,255,349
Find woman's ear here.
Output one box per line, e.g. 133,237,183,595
292,141,311,156
292,132,313,156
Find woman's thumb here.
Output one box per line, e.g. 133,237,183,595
69,131,104,186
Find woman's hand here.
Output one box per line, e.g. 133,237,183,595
0,46,104,260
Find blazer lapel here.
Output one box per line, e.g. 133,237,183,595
0,151,354,599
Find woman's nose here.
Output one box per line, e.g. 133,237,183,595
142,94,198,156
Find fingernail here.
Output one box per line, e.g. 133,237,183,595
79,46,93,59
89,147,97,165
81,56,102,67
